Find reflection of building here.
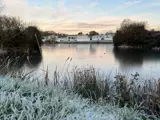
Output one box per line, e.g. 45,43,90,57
89,44,97,54
76,44,90,51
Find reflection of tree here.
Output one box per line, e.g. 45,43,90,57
0,49,42,72
113,48,144,69
42,44,59,50
113,48,160,70
26,52,42,68
89,44,96,54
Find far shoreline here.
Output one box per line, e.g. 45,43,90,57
43,40,113,44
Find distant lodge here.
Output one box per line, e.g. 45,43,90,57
42,34,114,43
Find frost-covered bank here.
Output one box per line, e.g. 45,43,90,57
0,76,139,120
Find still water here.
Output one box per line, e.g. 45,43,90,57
1,44,160,80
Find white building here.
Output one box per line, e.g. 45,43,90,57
55,34,113,43
91,34,113,41
57,35,90,42
77,35,90,42
67,35,77,41
56,37,68,42
56,35,77,42
42,35,57,42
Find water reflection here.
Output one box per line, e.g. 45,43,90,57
1,44,160,79
42,44,160,78
43,44,99,54
113,48,160,67
113,48,160,77
0,49,42,73
113,48,144,68
29,44,160,79
90,44,97,54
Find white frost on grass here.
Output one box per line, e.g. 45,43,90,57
0,76,139,120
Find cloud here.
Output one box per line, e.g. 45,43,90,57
105,0,143,16
1,0,70,23
1,0,158,34
144,1,160,7
45,16,124,34
1,0,78,31
49,13,158,34
89,2,99,8
123,0,142,7
77,23,116,28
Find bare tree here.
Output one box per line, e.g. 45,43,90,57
78,32,83,36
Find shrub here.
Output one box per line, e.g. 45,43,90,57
72,67,104,101
24,26,42,49
0,16,42,49
113,19,152,48
0,16,25,44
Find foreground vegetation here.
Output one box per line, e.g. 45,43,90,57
1,62,160,119
66,67,160,118
0,76,139,120
37,65,159,119
113,19,160,49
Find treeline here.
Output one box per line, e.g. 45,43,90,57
0,15,42,49
41,31,68,38
113,19,160,49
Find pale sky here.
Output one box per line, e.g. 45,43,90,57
1,0,160,34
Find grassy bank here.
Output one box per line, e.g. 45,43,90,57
69,67,160,118
0,64,160,119
0,76,139,120
40,66,160,119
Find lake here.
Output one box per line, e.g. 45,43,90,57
1,44,160,80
